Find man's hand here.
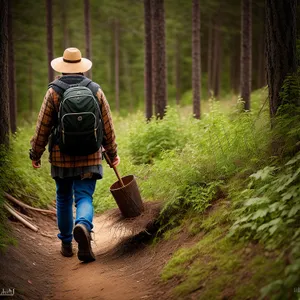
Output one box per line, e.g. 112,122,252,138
111,155,120,167
32,160,41,169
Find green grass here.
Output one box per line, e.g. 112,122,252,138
2,87,294,297
161,204,286,299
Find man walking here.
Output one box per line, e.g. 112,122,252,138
30,47,119,262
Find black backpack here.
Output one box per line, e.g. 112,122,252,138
49,76,103,156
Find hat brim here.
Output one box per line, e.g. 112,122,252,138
51,57,92,73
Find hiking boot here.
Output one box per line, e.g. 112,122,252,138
73,224,96,263
60,242,73,257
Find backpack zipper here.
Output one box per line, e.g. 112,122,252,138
61,112,97,144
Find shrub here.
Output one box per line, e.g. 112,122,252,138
129,107,187,164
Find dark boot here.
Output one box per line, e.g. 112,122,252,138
73,224,95,263
61,242,73,257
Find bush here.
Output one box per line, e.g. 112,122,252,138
129,107,187,164
139,93,270,229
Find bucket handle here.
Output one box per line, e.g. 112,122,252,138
103,150,125,187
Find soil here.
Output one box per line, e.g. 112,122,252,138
0,206,189,300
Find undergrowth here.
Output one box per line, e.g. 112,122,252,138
3,85,298,297
228,72,300,299
161,202,286,299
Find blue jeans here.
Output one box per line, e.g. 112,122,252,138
55,178,96,244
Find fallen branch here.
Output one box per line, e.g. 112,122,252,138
3,202,38,232
4,193,56,215
5,201,33,221
40,232,54,238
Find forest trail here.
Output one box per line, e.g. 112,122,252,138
52,214,155,300
0,209,177,300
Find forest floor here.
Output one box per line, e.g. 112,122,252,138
0,200,286,300
0,207,192,300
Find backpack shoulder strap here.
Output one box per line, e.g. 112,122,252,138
78,78,101,96
48,79,70,96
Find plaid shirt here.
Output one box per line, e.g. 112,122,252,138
30,86,117,168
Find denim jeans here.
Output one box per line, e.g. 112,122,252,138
55,178,96,244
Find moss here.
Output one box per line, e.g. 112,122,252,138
199,202,231,233
234,255,285,299
163,225,183,241
162,201,287,300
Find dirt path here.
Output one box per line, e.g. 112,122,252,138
52,214,156,300
0,210,175,300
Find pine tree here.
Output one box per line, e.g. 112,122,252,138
8,0,17,133
46,0,54,82
84,0,92,79
192,0,201,119
265,0,297,119
0,0,9,146
114,19,120,113
240,0,252,111
151,0,167,119
207,15,213,97
144,0,152,120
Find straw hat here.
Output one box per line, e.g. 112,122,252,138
51,47,92,73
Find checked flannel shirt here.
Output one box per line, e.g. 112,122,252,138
30,85,117,169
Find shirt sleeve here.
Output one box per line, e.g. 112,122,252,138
30,89,55,160
96,89,118,161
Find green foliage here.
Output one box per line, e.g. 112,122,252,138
140,91,269,231
161,218,284,299
129,107,187,164
230,151,300,298
1,127,56,207
0,148,18,252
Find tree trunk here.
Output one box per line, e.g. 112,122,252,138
151,0,167,119
266,0,297,119
84,0,92,79
257,24,265,89
61,0,69,49
28,54,33,112
123,50,133,113
0,0,9,147
46,0,54,82
8,0,17,133
192,0,201,119
106,41,112,86
144,0,152,120
215,30,223,98
175,36,180,105
212,17,222,98
240,0,252,111
230,35,240,94
207,15,213,98
114,19,120,113
151,1,156,115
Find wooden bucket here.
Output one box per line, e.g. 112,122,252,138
110,175,144,218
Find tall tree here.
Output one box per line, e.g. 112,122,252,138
114,19,120,113
265,0,297,119
256,6,265,89
152,0,167,118
84,0,92,79
144,0,153,120
28,54,33,112
212,17,222,98
61,0,69,49
46,0,54,82
240,0,252,111
207,15,213,98
175,36,181,105
123,50,134,113
8,0,17,133
0,0,9,146
230,34,241,94
192,0,201,119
